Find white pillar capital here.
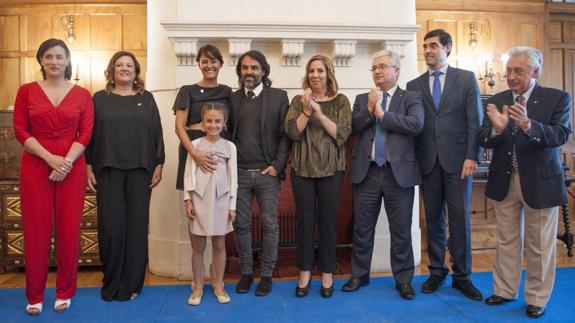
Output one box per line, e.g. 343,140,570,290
172,38,198,66
228,38,252,66
281,39,305,67
332,40,357,67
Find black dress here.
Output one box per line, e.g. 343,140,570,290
173,84,231,189
86,90,165,301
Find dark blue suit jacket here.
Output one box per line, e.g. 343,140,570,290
406,66,482,175
349,87,424,188
478,85,572,209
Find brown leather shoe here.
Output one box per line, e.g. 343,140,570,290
485,294,513,305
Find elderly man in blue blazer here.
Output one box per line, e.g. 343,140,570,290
406,29,483,301
342,50,424,300
479,46,571,319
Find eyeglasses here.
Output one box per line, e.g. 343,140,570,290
370,64,397,72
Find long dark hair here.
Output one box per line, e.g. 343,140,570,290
235,50,272,88
36,38,72,80
104,51,145,94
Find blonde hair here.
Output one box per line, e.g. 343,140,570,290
302,55,339,97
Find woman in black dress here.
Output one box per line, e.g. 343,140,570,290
174,44,232,186
86,51,165,301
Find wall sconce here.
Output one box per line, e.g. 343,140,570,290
469,22,478,49
477,53,507,90
60,15,76,45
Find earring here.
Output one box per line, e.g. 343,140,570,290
134,80,138,84
111,79,115,84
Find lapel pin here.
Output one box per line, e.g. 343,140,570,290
137,102,142,107
200,89,205,93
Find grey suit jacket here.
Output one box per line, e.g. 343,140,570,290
349,88,424,187
477,85,572,209
228,87,291,179
406,66,483,175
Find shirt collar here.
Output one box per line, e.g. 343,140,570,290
513,79,536,102
244,82,263,98
428,64,449,76
384,84,398,98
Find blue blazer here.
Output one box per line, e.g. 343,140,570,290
406,66,483,175
477,84,572,209
349,87,424,188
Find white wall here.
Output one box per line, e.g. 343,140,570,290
147,0,420,278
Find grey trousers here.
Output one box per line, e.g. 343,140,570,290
234,169,281,277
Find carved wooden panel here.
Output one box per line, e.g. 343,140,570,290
91,14,122,50
565,21,575,43
0,15,19,51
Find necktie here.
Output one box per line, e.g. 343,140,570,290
375,92,389,167
432,71,442,111
247,91,255,99
511,95,525,169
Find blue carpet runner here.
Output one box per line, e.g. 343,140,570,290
1,268,574,322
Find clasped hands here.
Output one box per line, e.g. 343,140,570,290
367,89,385,119
485,101,530,134
46,154,72,182
301,89,323,119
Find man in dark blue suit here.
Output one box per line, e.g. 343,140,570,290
342,50,424,300
479,47,571,319
406,29,483,300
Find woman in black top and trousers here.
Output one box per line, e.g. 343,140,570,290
86,51,165,301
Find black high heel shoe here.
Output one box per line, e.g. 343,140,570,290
320,283,334,298
295,277,311,298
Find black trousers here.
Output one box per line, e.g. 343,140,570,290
421,160,472,281
352,163,415,284
96,167,152,301
292,171,344,273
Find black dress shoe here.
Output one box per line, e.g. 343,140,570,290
295,278,311,298
452,279,483,301
396,283,415,300
255,276,272,296
526,305,545,318
485,294,513,305
342,278,369,292
421,275,445,293
235,274,253,293
320,284,334,298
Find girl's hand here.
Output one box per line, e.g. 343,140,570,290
185,200,195,220
229,210,236,223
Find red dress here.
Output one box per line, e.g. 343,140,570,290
13,82,94,304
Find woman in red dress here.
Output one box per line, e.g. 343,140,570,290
13,38,94,315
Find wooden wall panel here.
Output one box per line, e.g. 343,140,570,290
0,16,19,51
0,3,146,108
548,49,564,90
23,15,51,51
51,14,91,50
516,23,540,48
91,14,122,50
0,58,20,108
565,22,575,43
549,21,562,43
123,14,146,50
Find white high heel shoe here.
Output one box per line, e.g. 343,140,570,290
26,303,43,316
187,290,203,306
54,299,71,312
